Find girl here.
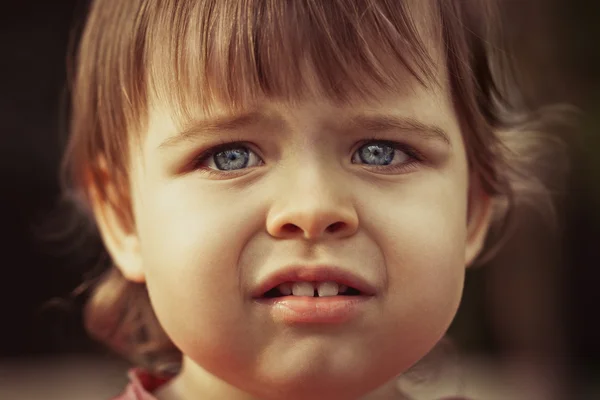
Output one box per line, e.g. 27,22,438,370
61,0,562,399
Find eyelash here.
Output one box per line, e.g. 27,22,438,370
192,139,424,178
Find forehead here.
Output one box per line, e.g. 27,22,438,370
140,0,447,129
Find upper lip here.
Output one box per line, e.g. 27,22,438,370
251,265,377,298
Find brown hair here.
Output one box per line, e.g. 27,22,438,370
61,0,565,373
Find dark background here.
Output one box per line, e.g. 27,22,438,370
1,1,599,398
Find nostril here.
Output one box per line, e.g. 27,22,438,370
281,223,301,234
326,222,345,233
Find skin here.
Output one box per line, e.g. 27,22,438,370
93,82,492,399
91,8,492,396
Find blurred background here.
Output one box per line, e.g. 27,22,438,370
0,1,599,399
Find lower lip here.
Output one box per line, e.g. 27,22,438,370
256,296,372,324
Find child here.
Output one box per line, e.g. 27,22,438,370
61,0,561,399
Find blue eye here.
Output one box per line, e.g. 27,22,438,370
214,148,249,170
197,145,262,171
353,141,411,166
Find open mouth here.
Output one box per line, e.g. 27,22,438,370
261,281,363,298
255,275,374,323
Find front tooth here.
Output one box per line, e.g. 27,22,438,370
278,283,292,296
292,282,315,296
317,282,339,297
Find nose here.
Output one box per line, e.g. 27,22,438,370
266,170,359,240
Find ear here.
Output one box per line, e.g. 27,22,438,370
87,161,145,283
465,175,494,267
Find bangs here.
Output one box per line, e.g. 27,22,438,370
140,0,439,122
67,0,444,208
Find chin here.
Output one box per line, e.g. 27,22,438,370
249,363,395,400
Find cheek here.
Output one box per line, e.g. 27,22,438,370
133,180,265,361
137,178,264,276
362,170,468,344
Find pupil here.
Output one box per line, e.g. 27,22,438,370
359,143,394,166
215,148,249,170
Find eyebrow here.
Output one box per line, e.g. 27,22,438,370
159,111,451,149
349,114,451,145
159,111,265,149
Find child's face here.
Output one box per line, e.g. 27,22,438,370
105,77,490,397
